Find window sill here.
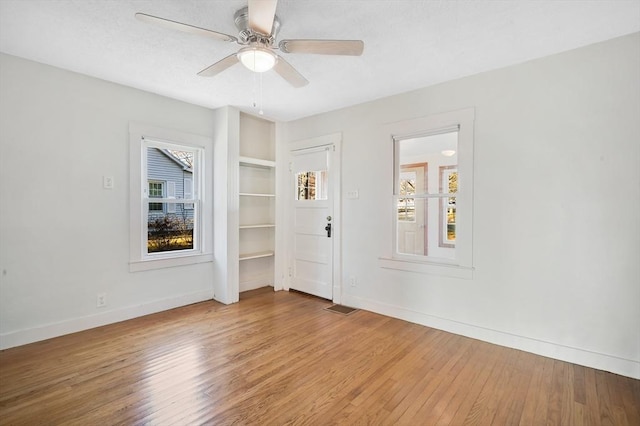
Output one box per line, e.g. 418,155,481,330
130,253,214,272
378,257,473,279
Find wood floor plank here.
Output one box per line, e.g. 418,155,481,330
517,354,548,425
440,342,505,426
1,288,638,425
461,347,521,425
618,372,640,426
546,360,569,425
584,364,603,426
595,369,617,426
499,351,539,425
395,336,475,424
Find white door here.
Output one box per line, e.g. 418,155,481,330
290,146,333,299
397,163,427,255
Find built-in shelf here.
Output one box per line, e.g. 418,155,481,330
238,112,276,293
240,224,276,229
239,251,275,261
239,192,276,197
239,156,275,168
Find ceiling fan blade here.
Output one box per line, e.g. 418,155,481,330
248,0,278,36
197,54,239,77
279,39,364,56
273,56,308,88
135,13,237,43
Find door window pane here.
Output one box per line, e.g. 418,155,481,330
296,170,327,200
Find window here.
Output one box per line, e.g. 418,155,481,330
129,123,213,272
148,181,164,212
395,132,456,260
380,108,474,278
144,144,196,254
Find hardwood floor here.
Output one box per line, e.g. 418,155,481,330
1,288,638,425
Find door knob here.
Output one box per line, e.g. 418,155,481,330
325,223,332,238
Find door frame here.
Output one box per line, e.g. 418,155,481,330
285,133,342,304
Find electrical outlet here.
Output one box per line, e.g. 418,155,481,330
349,276,357,287
97,293,107,308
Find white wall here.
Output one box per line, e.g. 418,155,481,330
283,33,640,378
0,53,217,348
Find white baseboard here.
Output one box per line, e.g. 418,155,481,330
0,290,213,350
344,294,640,380
239,277,273,292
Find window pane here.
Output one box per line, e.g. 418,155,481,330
397,198,428,256
147,147,195,205
147,205,194,253
296,170,327,200
439,167,457,247
446,198,456,242
166,149,193,168
148,182,163,197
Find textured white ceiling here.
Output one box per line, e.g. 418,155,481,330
1,1,639,121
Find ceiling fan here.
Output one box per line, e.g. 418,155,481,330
135,0,364,88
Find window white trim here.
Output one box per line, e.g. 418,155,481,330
129,122,213,272
378,256,473,279
381,108,475,278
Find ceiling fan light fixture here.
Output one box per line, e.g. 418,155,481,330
238,46,277,72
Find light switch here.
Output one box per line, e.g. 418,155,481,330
346,190,359,199
103,176,114,189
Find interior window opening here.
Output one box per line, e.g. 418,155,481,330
394,129,458,261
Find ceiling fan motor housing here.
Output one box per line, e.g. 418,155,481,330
234,6,280,46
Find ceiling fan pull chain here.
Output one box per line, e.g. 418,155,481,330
259,72,264,116
252,70,258,108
